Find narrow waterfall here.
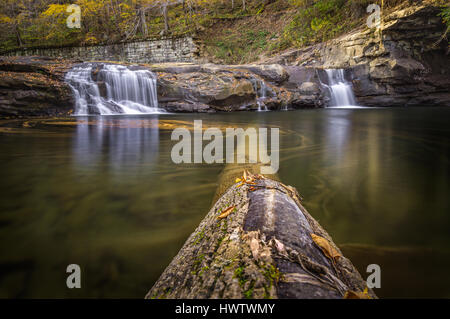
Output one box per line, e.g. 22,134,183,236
323,69,357,107
250,78,270,112
257,81,269,112
65,63,161,115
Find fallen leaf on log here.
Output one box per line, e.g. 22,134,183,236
217,206,236,219
343,288,371,299
272,238,287,256
249,237,260,261
311,233,342,261
242,169,256,183
243,231,271,263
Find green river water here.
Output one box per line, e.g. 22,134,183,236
0,107,449,298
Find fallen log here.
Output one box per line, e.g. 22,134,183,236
146,170,376,299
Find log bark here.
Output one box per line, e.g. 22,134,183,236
146,169,376,299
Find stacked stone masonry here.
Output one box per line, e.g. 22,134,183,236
6,37,197,63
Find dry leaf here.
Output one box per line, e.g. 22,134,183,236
249,237,260,261
243,231,271,262
272,238,286,256
247,171,255,183
343,289,371,299
217,206,236,219
310,233,342,261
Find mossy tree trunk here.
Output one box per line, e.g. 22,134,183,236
146,170,376,299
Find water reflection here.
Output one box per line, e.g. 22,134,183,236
323,111,352,162
72,117,160,175
0,108,449,298
283,109,450,247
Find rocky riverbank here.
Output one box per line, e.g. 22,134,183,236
0,57,325,117
151,63,323,112
0,1,448,117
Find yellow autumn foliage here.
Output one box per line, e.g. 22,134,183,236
0,14,12,24
41,4,67,18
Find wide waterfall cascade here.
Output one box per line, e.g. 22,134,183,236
65,64,161,115
323,69,358,107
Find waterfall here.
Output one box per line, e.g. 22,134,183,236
250,78,270,112
257,81,268,112
65,63,161,115
323,69,357,107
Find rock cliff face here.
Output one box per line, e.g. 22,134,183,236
263,2,450,107
0,56,74,117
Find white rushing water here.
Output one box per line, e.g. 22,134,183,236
324,69,358,108
65,64,161,115
257,81,269,112
250,78,270,112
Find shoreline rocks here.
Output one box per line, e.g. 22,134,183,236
153,63,323,112
0,57,325,117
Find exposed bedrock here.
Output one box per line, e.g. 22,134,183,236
146,169,376,299
0,56,75,117
153,63,323,112
0,57,325,116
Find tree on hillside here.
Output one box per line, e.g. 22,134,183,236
0,0,34,47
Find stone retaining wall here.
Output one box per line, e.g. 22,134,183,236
5,37,198,63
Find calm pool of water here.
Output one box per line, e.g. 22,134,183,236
0,107,449,298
